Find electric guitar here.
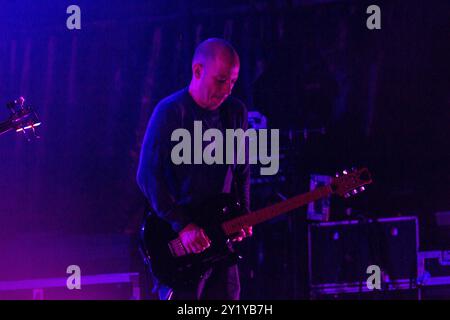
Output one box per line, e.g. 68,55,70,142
0,97,41,139
140,167,372,288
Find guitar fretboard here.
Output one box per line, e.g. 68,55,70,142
0,120,12,135
222,185,332,235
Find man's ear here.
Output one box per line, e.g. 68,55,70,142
192,63,203,79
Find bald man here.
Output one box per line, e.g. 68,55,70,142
137,38,251,300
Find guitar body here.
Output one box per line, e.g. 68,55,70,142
139,167,372,289
140,193,243,289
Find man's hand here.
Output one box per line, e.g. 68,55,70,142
231,226,253,242
178,223,211,254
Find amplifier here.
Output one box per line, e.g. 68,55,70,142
308,216,419,298
417,250,450,299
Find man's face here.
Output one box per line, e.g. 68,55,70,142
196,55,239,110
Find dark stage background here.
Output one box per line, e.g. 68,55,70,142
0,0,449,299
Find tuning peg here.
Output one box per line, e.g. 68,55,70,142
335,172,340,178
17,96,25,106
342,170,348,175
19,127,31,142
30,125,40,139
344,193,351,198
359,186,365,192
352,189,358,195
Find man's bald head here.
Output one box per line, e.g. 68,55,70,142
192,38,240,69
189,38,240,110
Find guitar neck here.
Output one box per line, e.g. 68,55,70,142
0,119,12,135
222,185,332,235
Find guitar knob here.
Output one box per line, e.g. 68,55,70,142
17,96,25,106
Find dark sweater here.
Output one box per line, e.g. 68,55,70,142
136,87,250,232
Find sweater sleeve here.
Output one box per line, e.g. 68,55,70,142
136,103,192,232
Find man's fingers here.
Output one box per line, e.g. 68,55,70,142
178,224,212,254
244,226,253,237
183,225,252,252
231,227,253,242
232,229,245,242
194,239,209,251
189,243,202,254
200,229,212,247
188,237,205,254
190,229,210,254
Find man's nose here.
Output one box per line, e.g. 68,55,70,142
224,81,233,95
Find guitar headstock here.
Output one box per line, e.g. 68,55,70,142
331,167,372,198
1,97,41,140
